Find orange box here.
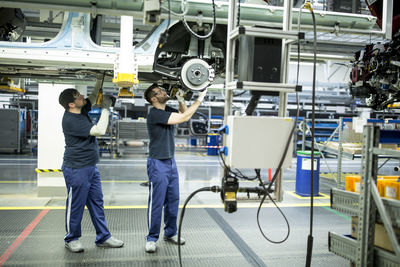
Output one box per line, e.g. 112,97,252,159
377,179,400,200
345,175,399,194
345,175,360,192
377,175,400,179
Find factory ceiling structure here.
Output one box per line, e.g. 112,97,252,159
0,0,388,83
0,0,398,114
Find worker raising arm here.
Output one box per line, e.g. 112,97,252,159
143,83,207,253
58,85,123,253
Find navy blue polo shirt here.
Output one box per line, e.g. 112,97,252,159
147,105,178,159
62,99,99,168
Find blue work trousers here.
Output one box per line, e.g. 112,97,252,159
146,158,179,242
62,165,111,244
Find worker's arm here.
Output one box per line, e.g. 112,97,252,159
87,75,104,106
89,109,109,136
168,89,207,125
89,96,111,136
168,101,200,125
176,89,187,113
178,101,187,113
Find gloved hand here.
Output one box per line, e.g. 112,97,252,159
176,89,185,104
196,88,208,103
101,95,112,109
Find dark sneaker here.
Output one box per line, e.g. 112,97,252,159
145,241,156,253
65,240,84,253
97,237,124,248
163,235,185,245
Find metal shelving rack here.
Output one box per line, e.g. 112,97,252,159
304,117,400,188
302,117,355,187
222,0,301,201
329,125,400,267
115,119,149,156
335,118,400,189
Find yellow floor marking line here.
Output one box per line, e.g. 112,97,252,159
0,180,296,184
0,181,36,183
101,180,147,183
0,202,330,210
320,172,360,180
286,191,330,199
0,206,66,210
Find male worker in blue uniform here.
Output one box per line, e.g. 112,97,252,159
58,79,124,253
144,83,207,253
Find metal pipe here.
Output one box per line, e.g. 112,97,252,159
382,0,393,40
0,0,380,34
94,15,103,45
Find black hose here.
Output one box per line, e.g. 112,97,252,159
256,179,291,244
177,186,220,267
305,8,317,267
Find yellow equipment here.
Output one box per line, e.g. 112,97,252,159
0,77,26,93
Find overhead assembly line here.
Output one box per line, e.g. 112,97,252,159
0,1,399,267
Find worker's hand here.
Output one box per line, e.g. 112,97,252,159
176,89,185,104
196,88,208,103
101,95,112,109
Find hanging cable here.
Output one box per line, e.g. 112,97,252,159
233,90,247,97
256,180,291,243
161,0,188,17
216,85,300,244
177,186,220,267
302,1,317,266
254,13,303,242
182,0,216,39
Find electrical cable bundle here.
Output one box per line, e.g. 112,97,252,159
182,0,216,40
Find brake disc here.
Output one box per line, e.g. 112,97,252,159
180,58,215,91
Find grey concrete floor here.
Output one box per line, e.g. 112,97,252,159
0,151,399,266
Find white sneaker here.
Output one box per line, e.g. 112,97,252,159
145,241,156,253
97,236,124,248
65,240,84,253
163,235,185,245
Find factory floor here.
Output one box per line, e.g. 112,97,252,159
0,151,398,266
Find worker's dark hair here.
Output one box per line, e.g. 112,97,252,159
59,88,79,110
144,82,160,104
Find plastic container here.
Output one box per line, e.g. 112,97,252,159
190,138,197,146
345,175,400,194
207,133,219,156
345,175,361,192
295,151,320,196
377,179,400,200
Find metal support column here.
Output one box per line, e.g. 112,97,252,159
301,119,307,151
222,0,237,125
276,0,293,202
357,125,379,266
223,0,298,202
336,117,343,189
